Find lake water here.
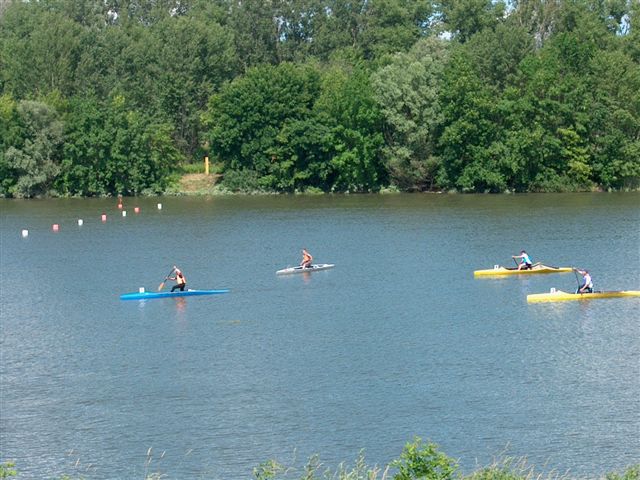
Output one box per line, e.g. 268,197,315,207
1,193,639,479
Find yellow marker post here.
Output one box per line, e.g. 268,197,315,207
205,156,210,175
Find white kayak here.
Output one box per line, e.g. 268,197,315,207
276,264,335,275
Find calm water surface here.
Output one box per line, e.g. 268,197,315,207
1,194,639,479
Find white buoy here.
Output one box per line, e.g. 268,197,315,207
101,214,107,222
52,224,59,232
21,229,29,238
122,210,127,217
157,203,162,210
78,219,83,226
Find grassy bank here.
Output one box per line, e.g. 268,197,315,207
2,438,638,480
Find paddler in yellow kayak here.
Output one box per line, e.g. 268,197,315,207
512,250,533,270
574,268,593,293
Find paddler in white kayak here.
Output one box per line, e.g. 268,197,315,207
169,265,187,292
512,250,533,270
300,249,313,269
574,268,593,293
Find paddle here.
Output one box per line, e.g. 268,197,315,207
572,268,581,293
158,267,175,291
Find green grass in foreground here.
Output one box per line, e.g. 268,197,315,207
2,438,638,480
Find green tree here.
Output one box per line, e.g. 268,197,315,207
438,0,505,43
0,93,22,196
59,95,181,196
226,0,279,69
204,62,322,190
358,0,433,61
307,0,368,61
313,64,386,191
268,116,336,191
372,37,449,190
438,49,508,192
0,2,86,98
3,100,64,198
274,0,325,62
586,49,640,189
463,23,533,89
149,14,238,156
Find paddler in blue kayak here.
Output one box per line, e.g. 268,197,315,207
169,265,187,292
574,268,593,293
512,250,533,270
300,249,313,269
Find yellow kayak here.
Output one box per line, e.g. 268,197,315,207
527,290,640,303
474,264,573,277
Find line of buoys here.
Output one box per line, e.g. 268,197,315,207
20,199,150,237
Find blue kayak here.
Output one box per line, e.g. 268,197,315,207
120,289,230,301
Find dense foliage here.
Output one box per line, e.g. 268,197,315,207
0,0,638,196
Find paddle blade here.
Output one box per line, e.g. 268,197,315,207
158,268,174,291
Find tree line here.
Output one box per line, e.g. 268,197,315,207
1,0,638,197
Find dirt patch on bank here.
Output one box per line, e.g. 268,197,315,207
178,173,220,194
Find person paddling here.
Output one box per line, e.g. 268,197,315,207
300,249,313,269
574,268,593,293
169,265,187,292
512,250,533,270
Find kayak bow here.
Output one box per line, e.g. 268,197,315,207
527,289,640,303
120,288,230,301
474,264,572,277
276,264,335,275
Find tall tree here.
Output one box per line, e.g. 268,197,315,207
3,100,64,197
437,48,508,192
372,37,449,190
313,63,386,191
204,62,322,189
59,95,181,196
149,14,238,156
0,3,86,98
438,0,505,43
464,22,534,89
227,0,280,69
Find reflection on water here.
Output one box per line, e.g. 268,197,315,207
1,193,639,479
